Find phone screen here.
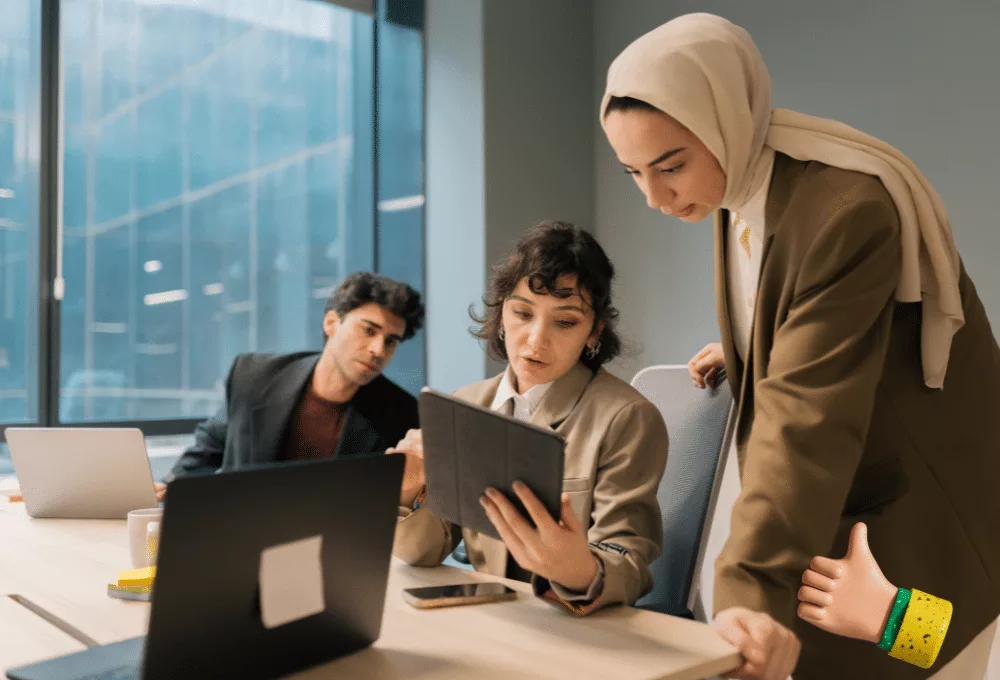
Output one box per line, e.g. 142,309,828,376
405,583,514,600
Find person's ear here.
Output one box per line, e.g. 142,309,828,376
589,320,605,345
323,310,341,339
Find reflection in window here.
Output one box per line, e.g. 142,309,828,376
0,0,40,429
376,14,424,395
58,0,386,421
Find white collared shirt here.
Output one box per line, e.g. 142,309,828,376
489,367,553,422
726,155,775,362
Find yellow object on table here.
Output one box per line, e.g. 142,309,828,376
0,488,22,503
117,566,156,587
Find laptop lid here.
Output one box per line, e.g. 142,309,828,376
4,428,157,519
142,454,404,679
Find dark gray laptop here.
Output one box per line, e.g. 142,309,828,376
6,454,404,680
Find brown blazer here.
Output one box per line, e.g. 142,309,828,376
392,361,669,612
713,152,1000,679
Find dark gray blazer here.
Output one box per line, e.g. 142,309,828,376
169,352,419,478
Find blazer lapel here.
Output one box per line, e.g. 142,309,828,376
715,208,742,398
250,354,320,464
529,362,594,429
732,231,776,444
452,364,591,433
453,373,505,408
335,384,384,457
732,153,793,445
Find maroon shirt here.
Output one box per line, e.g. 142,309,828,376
279,381,350,462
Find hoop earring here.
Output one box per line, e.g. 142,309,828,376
498,325,505,341
586,339,601,360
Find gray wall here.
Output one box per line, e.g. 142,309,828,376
425,0,488,392
425,0,594,390
594,0,1000,380
482,0,595,374
482,0,595,269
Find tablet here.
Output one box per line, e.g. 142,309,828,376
417,387,564,541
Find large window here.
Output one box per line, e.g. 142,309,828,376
0,0,41,427
0,0,424,474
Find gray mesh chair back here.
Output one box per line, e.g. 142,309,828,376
631,365,734,618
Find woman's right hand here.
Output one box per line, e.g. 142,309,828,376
386,429,425,507
688,342,725,388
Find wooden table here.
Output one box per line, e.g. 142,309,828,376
0,598,85,670
0,500,739,679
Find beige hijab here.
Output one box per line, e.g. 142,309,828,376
601,13,963,389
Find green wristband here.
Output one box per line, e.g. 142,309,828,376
878,587,911,651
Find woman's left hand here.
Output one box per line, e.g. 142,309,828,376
481,482,598,592
715,607,800,680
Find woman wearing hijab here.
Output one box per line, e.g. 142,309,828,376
601,13,1000,680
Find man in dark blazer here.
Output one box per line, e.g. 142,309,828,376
166,272,423,482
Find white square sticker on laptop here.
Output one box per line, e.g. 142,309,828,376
258,534,325,629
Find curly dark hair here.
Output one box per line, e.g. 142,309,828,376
325,272,424,340
470,221,621,371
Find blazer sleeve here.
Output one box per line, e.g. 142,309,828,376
534,398,669,613
390,385,465,566
167,356,242,480
713,195,902,627
391,504,463,567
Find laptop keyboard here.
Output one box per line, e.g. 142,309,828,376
75,666,139,680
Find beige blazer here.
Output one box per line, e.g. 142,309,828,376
392,362,669,612
713,152,1000,679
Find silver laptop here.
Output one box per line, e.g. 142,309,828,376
5,428,158,519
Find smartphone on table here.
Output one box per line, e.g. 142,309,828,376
402,582,517,609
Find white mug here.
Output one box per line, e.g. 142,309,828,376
127,508,163,569
145,521,160,567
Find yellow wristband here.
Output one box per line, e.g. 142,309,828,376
887,588,952,669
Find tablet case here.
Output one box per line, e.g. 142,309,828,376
418,388,564,541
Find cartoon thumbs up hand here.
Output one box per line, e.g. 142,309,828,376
797,522,899,643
